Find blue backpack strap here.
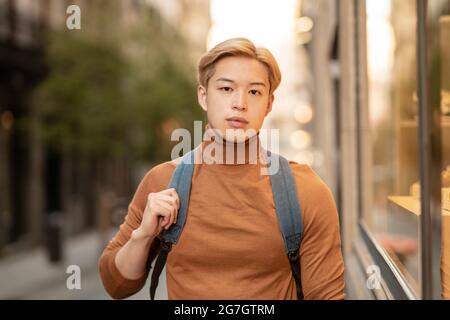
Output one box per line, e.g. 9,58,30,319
160,149,196,244
267,151,304,299
149,148,196,299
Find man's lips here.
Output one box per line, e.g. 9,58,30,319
226,117,248,128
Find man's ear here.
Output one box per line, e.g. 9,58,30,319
265,94,274,116
197,85,207,111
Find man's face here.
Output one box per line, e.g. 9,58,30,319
197,56,274,143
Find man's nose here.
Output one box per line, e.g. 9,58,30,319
232,92,248,111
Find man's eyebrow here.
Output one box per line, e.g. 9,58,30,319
249,82,267,87
215,77,267,87
215,77,235,84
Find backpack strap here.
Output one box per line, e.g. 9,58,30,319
160,148,197,244
149,149,304,300
149,148,196,299
267,151,304,299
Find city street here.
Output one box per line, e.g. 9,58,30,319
0,230,167,300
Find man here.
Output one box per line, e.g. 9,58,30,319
99,37,345,299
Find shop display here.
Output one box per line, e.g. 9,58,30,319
406,169,450,212
444,188,450,212
441,16,450,116
442,166,450,187
409,181,420,200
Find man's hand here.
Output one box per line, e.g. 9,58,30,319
137,188,180,238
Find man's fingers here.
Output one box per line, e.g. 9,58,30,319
159,201,177,228
156,198,174,212
170,206,177,227
161,212,170,228
158,216,166,230
162,207,177,227
150,202,171,227
147,189,180,231
162,207,176,230
157,193,180,210
160,189,180,208
160,188,177,196
170,189,180,209
166,190,179,225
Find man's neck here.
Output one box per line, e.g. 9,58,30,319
201,124,262,165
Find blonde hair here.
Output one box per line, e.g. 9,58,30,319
198,38,282,95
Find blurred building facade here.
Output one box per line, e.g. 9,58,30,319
0,0,210,259
0,0,48,254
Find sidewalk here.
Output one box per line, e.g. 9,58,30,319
0,229,167,300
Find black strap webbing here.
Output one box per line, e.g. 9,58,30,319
149,241,171,300
288,250,304,300
145,237,162,272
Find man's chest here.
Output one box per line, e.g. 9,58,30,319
169,169,288,270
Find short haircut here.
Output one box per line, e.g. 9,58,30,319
198,37,282,95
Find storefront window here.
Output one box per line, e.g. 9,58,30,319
364,0,420,295
429,0,450,299
364,0,450,299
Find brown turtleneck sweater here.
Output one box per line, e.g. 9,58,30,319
98,134,345,300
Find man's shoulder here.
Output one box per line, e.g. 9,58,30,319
287,160,335,204
287,159,340,225
287,161,325,186
139,159,179,191
149,158,178,174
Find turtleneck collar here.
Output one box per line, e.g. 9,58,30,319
199,123,265,165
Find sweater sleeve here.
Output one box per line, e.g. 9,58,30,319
290,162,346,300
98,161,175,299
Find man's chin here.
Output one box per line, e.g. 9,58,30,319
223,129,258,144
205,124,258,144
224,135,247,144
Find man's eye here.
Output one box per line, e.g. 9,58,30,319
220,87,232,92
249,89,261,96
